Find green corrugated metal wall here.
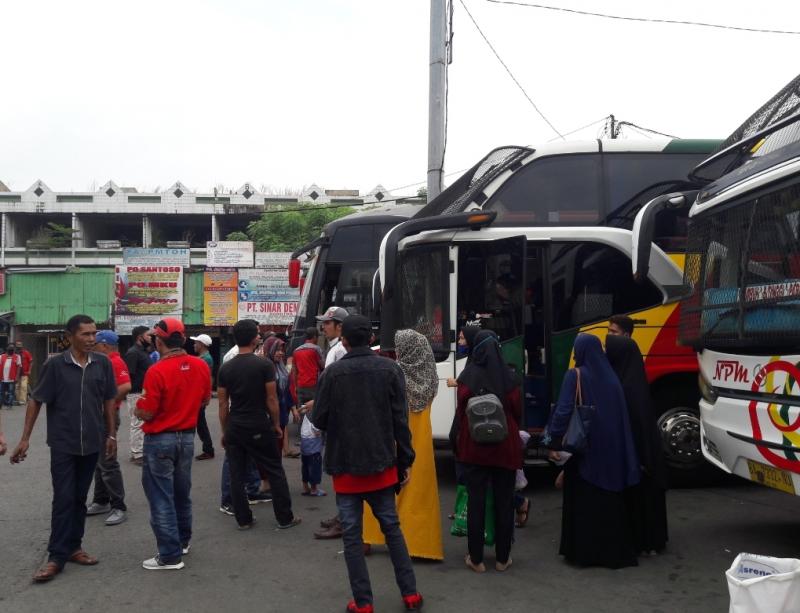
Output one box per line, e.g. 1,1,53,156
2,268,205,326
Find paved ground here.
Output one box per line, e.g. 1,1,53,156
2,400,800,612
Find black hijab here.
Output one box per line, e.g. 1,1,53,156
605,335,667,489
461,325,481,360
457,330,517,397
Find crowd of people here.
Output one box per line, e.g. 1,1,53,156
0,307,668,612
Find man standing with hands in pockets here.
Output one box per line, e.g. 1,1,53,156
10,314,118,583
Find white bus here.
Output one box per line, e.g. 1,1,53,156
636,74,800,493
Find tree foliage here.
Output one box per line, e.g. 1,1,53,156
244,204,355,251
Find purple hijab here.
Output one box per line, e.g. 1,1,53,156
549,334,640,492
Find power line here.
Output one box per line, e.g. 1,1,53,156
548,115,610,141
457,0,564,139
484,0,800,36
617,121,679,139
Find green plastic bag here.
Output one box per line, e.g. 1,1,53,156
450,484,495,546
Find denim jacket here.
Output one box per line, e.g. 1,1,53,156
311,347,415,476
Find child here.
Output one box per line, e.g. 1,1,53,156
299,403,325,496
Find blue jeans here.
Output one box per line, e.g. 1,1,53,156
0,381,15,406
301,452,322,486
142,431,194,563
220,454,261,506
336,486,417,607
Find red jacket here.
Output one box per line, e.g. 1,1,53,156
17,349,32,376
454,384,523,470
0,352,22,382
292,343,324,390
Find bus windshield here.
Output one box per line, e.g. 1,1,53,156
396,244,450,360
680,182,800,350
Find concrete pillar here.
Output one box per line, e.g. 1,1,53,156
72,213,86,248
211,214,220,242
142,214,151,248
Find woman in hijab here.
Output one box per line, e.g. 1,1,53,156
454,329,521,573
363,329,443,560
263,336,299,458
605,334,668,555
546,333,641,569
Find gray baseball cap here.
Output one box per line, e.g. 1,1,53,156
316,306,349,322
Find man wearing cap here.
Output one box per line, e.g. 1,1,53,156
318,306,349,368
190,333,216,461
135,318,211,570
311,314,422,613
86,330,132,526
10,314,118,583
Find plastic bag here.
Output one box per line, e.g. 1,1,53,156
450,484,495,546
726,552,800,612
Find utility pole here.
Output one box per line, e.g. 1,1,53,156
609,114,617,139
427,0,447,202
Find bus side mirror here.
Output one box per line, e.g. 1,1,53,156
288,258,301,288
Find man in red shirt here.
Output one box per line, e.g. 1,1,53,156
14,340,33,406
86,330,132,526
0,344,21,408
135,318,211,570
291,326,324,407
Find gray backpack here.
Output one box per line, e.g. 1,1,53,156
466,393,508,444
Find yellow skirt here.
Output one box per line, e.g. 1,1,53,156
362,404,444,560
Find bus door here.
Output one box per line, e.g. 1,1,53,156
455,236,529,422
523,242,551,432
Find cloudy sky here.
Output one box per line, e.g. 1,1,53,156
2,0,798,196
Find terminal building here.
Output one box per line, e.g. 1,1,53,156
0,179,416,371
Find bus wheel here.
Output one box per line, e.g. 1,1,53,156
657,405,702,474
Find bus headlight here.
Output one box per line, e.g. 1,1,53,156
698,371,718,404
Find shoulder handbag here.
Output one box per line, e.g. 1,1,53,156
562,368,596,454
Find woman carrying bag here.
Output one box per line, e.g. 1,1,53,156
546,333,640,569
453,329,521,573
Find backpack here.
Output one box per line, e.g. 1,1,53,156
466,393,508,444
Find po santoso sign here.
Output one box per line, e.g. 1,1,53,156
114,265,184,334
122,247,190,268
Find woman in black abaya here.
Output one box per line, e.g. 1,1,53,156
605,334,669,554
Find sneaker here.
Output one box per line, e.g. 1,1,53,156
142,556,184,570
182,543,191,555
219,504,234,516
105,509,127,526
248,491,273,504
346,600,374,613
195,452,214,460
86,502,111,516
403,593,424,611
238,518,257,530
277,516,302,530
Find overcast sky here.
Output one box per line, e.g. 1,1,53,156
2,0,799,196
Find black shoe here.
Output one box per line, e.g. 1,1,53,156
248,491,273,505
219,504,234,516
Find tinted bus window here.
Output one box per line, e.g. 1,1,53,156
328,225,377,261
550,242,663,331
485,154,602,225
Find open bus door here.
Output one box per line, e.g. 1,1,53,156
454,235,540,429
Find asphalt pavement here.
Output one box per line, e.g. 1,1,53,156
2,400,800,613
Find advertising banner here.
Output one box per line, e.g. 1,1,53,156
122,247,190,267
254,251,292,269
114,265,183,334
206,241,254,268
203,270,238,326
237,268,300,325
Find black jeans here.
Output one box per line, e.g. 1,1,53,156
464,463,516,565
196,405,215,455
92,412,126,511
49,450,99,566
225,422,294,527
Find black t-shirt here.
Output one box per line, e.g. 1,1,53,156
218,353,276,429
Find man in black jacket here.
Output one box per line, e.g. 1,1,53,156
311,315,422,613
124,326,151,465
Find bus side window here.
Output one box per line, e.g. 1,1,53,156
550,242,663,331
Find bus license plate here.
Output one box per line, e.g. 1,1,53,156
746,460,796,495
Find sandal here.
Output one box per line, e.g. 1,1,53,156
465,553,486,573
515,497,530,528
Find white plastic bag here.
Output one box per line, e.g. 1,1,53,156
726,552,800,613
